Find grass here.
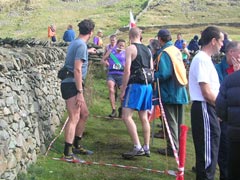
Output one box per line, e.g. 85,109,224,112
17,64,212,180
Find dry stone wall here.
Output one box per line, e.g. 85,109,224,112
0,39,103,180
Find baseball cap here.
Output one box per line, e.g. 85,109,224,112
157,29,170,37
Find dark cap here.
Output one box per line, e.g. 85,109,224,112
157,29,170,37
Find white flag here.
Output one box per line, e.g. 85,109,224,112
129,11,136,29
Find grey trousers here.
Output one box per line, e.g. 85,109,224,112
163,104,184,151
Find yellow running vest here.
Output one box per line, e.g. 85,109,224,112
157,46,188,85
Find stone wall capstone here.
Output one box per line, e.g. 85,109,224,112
0,38,103,180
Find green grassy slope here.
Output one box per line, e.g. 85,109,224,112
0,0,239,42
0,0,147,39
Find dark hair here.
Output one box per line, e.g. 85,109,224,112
200,26,222,47
117,39,125,44
159,35,172,43
78,19,95,35
110,34,117,39
149,39,160,51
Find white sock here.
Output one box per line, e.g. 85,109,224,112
143,145,149,151
134,144,142,150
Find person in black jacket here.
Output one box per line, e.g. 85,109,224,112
188,35,199,53
216,41,240,180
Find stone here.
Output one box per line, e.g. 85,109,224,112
0,120,8,129
3,107,11,115
8,137,17,149
0,154,8,176
14,148,22,162
0,130,10,142
16,134,25,147
7,153,17,169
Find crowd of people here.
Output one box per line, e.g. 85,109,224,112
57,18,240,180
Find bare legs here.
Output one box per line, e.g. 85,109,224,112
107,80,116,111
122,108,150,147
64,95,89,144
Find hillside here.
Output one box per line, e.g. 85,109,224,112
0,0,240,43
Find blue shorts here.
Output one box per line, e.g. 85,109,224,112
123,83,152,111
107,74,123,87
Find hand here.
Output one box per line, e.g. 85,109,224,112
88,48,97,54
232,56,240,71
120,86,126,102
120,91,125,102
105,61,109,67
75,93,84,107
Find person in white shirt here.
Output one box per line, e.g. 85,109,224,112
189,26,224,180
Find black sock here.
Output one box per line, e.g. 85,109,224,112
73,136,82,148
64,142,73,156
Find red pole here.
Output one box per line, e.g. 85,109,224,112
176,124,189,180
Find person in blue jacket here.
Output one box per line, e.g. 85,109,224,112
174,33,184,50
216,41,240,180
63,24,75,42
154,29,189,156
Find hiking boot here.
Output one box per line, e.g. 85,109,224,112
157,148,174,157
60,153,84,163
118,107,122,118
73,146,94,155
122,148,145,159
109,109,117,118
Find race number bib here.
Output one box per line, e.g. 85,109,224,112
113,63,122,70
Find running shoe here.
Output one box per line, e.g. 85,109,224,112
122,148,145,159
60,153,84,163
73,146,94,155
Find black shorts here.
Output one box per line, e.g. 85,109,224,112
61,82,78,100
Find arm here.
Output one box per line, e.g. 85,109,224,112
100,49,111,66
199,82,217,106
74,60,84,107
88,47,96,54
103,44,109,56
183,48,191,60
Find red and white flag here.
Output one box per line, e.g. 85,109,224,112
129,10,136,29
